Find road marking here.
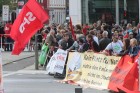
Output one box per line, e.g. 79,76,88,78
13,62,17,64
3,70,47,77
3,72,18,77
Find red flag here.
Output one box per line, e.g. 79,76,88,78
69,17,76,40
10,0,49,55
118,59,139,93
108,55,139,92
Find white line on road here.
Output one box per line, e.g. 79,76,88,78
3,70,47,77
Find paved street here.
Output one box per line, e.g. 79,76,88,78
2,51,35,65
2,54,111,93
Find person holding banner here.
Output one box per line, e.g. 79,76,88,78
99,31,111,51
45,29,57,51
59,33,69,50
67,34,86,52
103,32,123,56
45,30,57,61
85,34,100,52
129,38,140,57
118,38,130,56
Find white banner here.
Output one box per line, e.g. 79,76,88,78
2,5,9,21
46,49,68,74
67,52,82,71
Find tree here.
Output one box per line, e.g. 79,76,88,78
0,0,17,17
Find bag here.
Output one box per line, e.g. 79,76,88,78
39,44,49,65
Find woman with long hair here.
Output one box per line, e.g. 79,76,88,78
118,38,130,56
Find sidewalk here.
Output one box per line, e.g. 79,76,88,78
1,51,35,65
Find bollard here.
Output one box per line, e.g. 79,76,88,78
75,88,82,93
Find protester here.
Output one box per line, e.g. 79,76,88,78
4,21,13,51
118,38,130,56
41,25,49,44
128,38,140,57
45,29,57,54
67,40,79,51
136,23,140,44
99,31,111,51
56,29,63,42
128,32,134,39
85,34,100,52
89,29,99,45
77,38,87,52
58,32,70,50
0,25,5,50
103,32,123,56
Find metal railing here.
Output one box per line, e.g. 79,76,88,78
0,34,43,52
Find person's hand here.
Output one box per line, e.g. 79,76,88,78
87,50,93,52
101,50,109,56
78,49,80,52
130,54,133,57
67,49,70,52
113,53,118,56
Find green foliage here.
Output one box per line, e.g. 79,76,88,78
0,0,17,16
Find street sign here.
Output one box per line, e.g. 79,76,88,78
2,5,9,21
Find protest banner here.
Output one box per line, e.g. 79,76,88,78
59,51,139,92
64,52,82,82
76,52,121,89
108,55,139,92
46,49,68,74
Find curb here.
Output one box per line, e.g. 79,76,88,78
3,55,35,66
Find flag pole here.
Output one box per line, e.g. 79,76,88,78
35,33,39,70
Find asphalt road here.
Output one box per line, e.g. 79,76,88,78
2,57,113,93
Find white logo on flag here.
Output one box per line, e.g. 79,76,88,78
19,12,36,33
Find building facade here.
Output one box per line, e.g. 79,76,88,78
82,0,139,25
69,0,139,25
47,0,66,24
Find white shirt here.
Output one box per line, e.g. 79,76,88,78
93,36,99,45
105,40,123,54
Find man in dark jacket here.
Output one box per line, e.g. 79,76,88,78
85,34,100,52
59,33,70,50
99,31,111,51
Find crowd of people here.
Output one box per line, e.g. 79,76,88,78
0,21,13,51
1,20,140,58
42,21,140,58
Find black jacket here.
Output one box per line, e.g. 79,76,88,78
84,40,100,52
